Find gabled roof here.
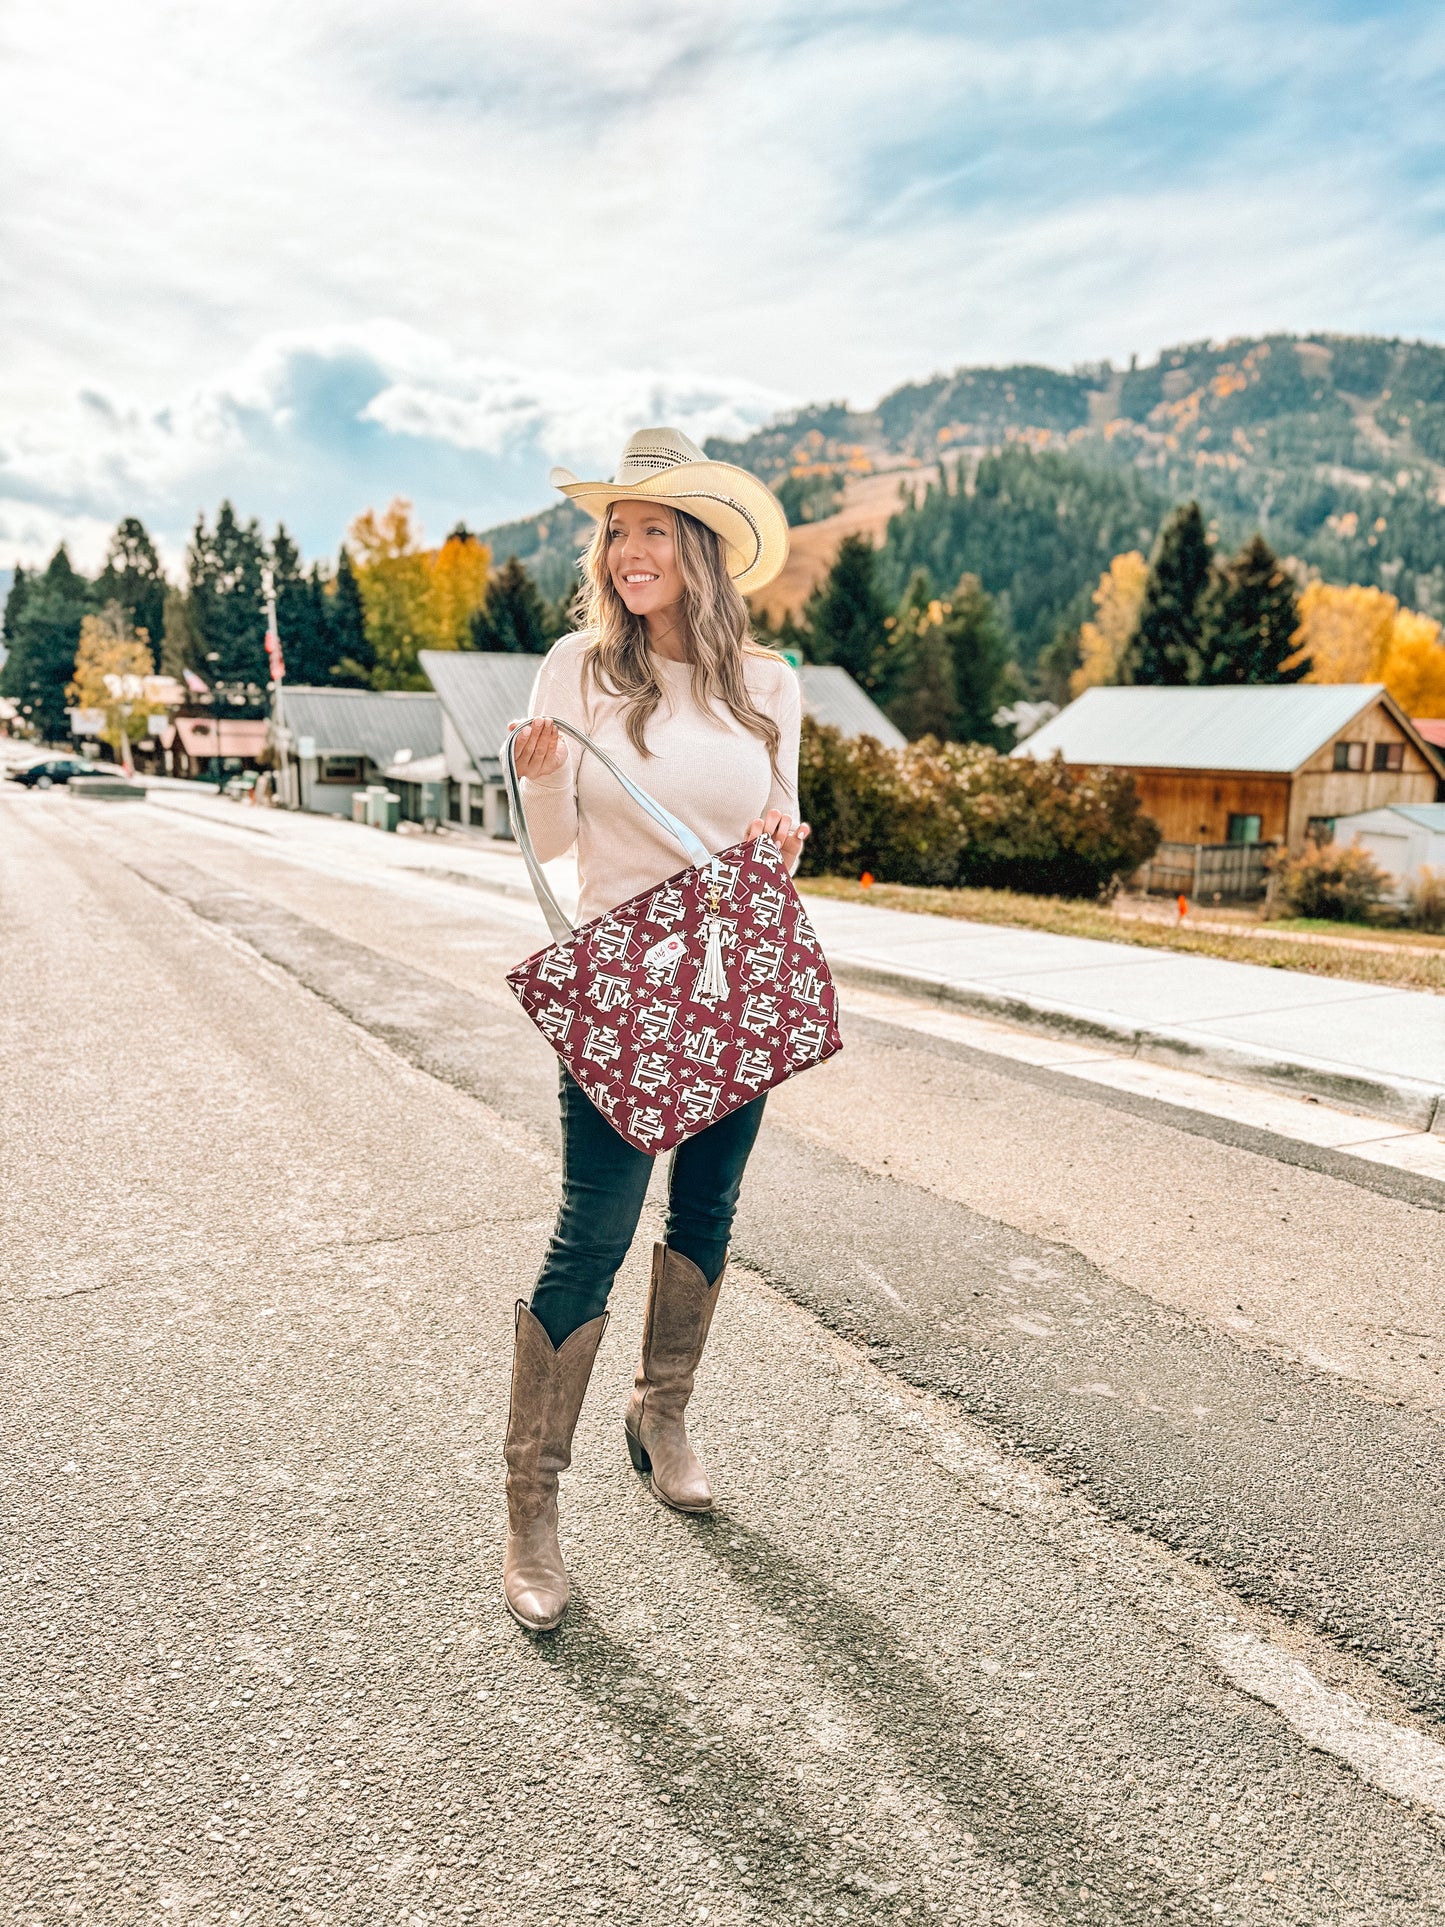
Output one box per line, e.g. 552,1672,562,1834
422,648,907,772
798,665,906,747
420,650,538,775
1015,683,1410,774
278,687,442,765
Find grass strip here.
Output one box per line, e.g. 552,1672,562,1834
800,876,1445,995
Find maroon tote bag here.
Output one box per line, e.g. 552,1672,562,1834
503,718,842,1153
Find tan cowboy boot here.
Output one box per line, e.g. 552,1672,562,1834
624,1245,724,1513
502,1302,607,1631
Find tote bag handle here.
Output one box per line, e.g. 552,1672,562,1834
503,717,712,943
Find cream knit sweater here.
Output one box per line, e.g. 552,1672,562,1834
519,631,802,925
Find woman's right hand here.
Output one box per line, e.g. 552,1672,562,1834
505,718,567,780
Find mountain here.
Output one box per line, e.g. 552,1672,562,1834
480,333,1445,638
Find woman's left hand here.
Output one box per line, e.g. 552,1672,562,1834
745,809,810,873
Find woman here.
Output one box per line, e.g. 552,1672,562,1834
500,427,806,1632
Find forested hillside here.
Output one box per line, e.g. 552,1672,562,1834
475,334,1445,706
706,334,1445,628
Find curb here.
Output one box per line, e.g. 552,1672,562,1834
828,957,1445,1137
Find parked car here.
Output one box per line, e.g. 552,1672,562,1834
223,770,259,800
7,756,102,789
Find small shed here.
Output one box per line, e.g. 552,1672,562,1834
271,688,442,815
1332,802,1445,897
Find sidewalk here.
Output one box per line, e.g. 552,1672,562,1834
142,790,1443,1134
803,895,1445,1134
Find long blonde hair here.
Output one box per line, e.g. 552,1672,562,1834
571,505,782,770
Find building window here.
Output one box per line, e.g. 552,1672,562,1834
1227,813,1262,845
1333,741,1365,771
319,755,364,784
1372,741,1404,772
1306,816,1336,844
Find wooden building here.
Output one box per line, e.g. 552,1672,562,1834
1017,684,1444,851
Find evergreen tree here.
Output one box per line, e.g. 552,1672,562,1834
546,577,580,642
470,556,549,654
188,502,267,690
96,517,167,652
328,548,374,687
877,571,1017,744
270,526,336,685
804,533,888,685
946,574,1018,745
0,546,92,739
878,573,959,741
160,590,198,680
1197,533,1306,684
1125,501,1213,685
2,564,30,651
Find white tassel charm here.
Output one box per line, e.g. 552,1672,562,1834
698,915,728,1000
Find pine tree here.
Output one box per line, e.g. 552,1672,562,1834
1125,501,1213,686
804,533,888,685
160,590,198,680
327,548,374,687
271,526,334,686
2,564,30,650
96,517,167,653
188,502,268,692
0,546,92,739
946,574,1017,744
877,573,956,740
1197,534,1306,684
470,556,549,654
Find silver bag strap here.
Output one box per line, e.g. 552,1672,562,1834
503,716,712,943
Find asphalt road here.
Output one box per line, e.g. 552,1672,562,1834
4,788,1445,1927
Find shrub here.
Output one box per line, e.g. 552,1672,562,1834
796,718,1160,898
1406,865,1445,933
1271,840,1390,921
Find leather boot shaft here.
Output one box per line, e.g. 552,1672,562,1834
624,1244,723,1513
502,1302,606,1631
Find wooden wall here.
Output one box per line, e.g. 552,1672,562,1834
1285,699,1437,845
1069,694,1442,849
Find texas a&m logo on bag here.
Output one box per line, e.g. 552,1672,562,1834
507,831,842,1153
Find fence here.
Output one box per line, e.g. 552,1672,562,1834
1134,840,1277,902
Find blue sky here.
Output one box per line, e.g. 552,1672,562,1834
2,0,1443,574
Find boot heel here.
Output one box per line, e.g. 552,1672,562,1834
625,1423,651,1475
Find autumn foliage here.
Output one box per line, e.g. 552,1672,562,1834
347,500,490,689
1292,581,1445,717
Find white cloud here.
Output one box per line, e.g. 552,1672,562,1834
1,0,1442,571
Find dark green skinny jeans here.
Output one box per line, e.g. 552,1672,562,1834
528,1068,767,1349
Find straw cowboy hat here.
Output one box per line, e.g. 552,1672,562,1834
549,427,789,595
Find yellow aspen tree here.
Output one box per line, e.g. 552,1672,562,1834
1379,608,1445,717
1071,551,1148,694
348,500,435,687
427,533,491,652
1292,581,1396,681
68,605,157,770
1294,581,1445,714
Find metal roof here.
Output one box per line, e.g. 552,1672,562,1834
419,650,538,775
1384,803,1445,831
1015,684,1390,774
798,665,906,747
421,649,906,769
278,687,442,765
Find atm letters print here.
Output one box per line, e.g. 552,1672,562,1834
507,834,842,1152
